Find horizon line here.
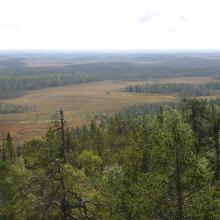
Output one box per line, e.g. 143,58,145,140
1,49,220,54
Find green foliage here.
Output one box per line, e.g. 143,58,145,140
76,150,102,175
0,100,220,219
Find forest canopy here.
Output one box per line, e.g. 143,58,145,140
0,99,220,219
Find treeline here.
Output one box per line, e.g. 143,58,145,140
1,58,220,99
0,99,220,219
124,82,220,97
0,103,29,114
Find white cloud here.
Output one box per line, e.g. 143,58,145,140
0,0,219,50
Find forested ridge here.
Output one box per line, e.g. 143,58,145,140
0,62,209,99
0,99,220,219
2,53,220,99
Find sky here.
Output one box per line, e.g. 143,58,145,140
0,0,220,50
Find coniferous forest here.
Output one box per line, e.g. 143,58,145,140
1,99,220,220
124,82,220,97
2,0,220,218
1,53,220,99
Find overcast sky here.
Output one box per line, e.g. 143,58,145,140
0,0,220,50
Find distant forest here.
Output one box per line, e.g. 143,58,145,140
124,82,220,97
0,103,29,114
1,53,220,99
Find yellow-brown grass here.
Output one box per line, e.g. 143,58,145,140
0,76,218,142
